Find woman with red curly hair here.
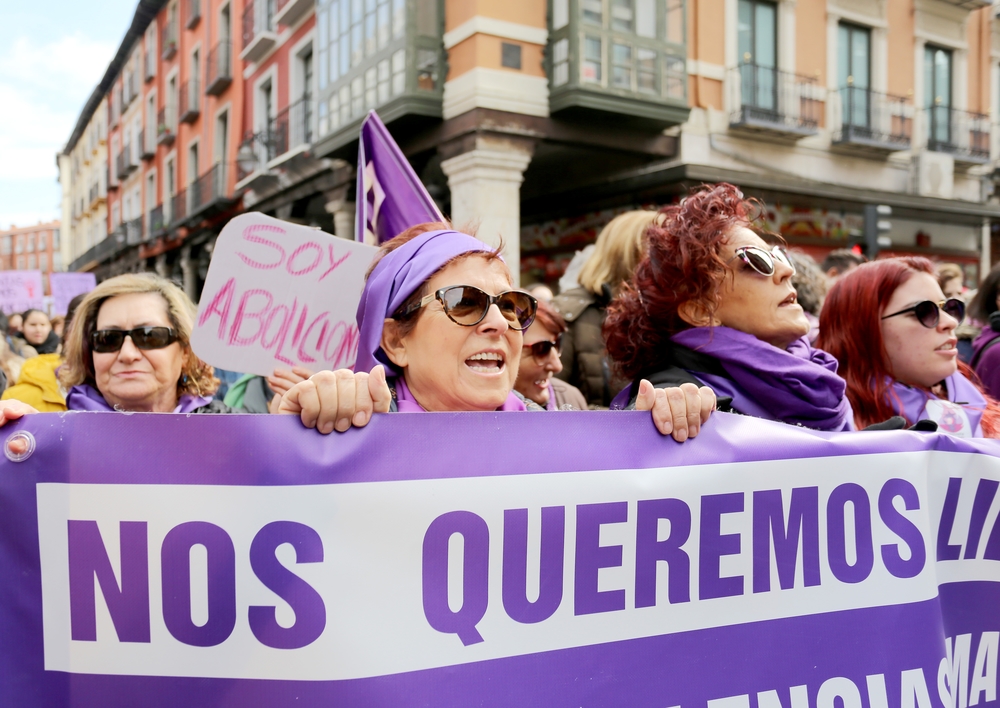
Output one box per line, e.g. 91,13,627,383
818,257,1000,437
605,183,853,431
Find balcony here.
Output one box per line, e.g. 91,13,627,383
269,97,313,161
274,0,313,27
149,204,167,237
145,48,156,82
123,217,144,246
68,234,125,272
728,63,822,139
189,163,235,218
108,164,118,191
179,79,200,124
162,19,178,61
206,41,232,96
116,147,139,178
186,0,201,28
140,129,156,160
241,0,278,63
171,188,188,225
157,106,177,145
831,87,912,156
924,106,991,165
235,130,279,190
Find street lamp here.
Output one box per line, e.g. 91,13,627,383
236,141,259,176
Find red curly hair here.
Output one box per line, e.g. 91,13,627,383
817,256,1000,435
604,183,771,380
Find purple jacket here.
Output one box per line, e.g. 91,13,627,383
971,326,1000,400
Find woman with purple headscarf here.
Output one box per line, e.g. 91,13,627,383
278,223,717,441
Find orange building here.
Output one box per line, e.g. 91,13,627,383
0,222,62,295
60,0,1000,294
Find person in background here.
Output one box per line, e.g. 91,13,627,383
513,300,586,410
10,309,60,358
277,224,715,441
1,294,87,412
605,183,853,431
937,262,978,363
819,257,999,437
225,366,312,414
50,315,66,339
969,263,1000,399
526,282,554,303
7,313,22,337
821,249,866,285
552,210,660,408
787,251,829,345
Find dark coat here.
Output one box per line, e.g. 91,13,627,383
551,286,626,408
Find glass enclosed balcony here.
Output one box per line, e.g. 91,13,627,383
312,0,444,155
547,0,689,129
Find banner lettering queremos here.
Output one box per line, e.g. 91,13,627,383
1,410,998,707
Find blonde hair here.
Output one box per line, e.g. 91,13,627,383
59,273,219,398
578,210,660,296
936,262,963,290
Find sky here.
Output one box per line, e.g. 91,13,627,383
0,0,138,230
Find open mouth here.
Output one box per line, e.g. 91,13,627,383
466,351,506,374
936,340,958,352
779,292,798,307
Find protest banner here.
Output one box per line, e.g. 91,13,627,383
0,410,998,707
191,213,377,376
49,272,97,316
0,269,44,314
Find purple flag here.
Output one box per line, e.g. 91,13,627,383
356,111,444,245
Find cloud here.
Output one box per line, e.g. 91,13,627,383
0,34,117,186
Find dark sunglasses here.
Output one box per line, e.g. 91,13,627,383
881,298,965,329
395,285,538,331
524,333,563,362
91,326,179,353
728,245,796,277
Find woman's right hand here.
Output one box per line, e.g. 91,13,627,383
0,400,39,456
277,365,393,433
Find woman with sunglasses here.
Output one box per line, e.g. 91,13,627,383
514,299,587,410
0,273,226,424
605,183,853,431
818,257,1000,437
279,225,715,440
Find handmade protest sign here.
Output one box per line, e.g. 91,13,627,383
49,272,97,316
1,410,999,707
0,270,44,314
191,213,377,376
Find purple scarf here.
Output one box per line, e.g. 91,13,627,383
66,384,213,413
354,230,492,374
546,383,558,411
671,326,854,431
889,372,986,437
392,376,526,412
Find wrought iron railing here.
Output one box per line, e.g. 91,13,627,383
924,105,991,162
123,217,144,245
162,17,178,60
140,129,156,159
179,79,200,123
242,0,276,51
171,188,188,225
831,86,912,150
270,97,313,156
729,63,822,134
189,163,229,215
149,204,166,236
157,106,176,145
206,41,232,95
186,0,201,28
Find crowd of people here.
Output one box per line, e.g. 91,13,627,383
0,181,997,442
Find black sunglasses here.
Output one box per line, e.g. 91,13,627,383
728,245,796,277
524,333,563,362
881,298,965,328
395,285,538,331
91,326,179,353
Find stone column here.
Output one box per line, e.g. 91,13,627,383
155,253,168,278
324,200,356,241
179,245,196,302
440,137,533,285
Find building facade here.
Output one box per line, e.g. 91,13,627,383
60,0,1000,297
0,222,62,295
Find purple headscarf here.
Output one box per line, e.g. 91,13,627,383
353,230,527,412
66,384,213,413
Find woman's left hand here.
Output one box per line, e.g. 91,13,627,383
634,380,716,442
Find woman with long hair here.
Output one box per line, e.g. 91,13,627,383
818,257,1000,437
604,183,853,431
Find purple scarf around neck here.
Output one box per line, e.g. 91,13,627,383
354,230,492,375
392,376,526,412
670,326,854,431
889,372,986,437
66,384,213,413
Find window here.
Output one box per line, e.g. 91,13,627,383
27,234,34,252
53,229,60,249
28,254,36,270
188,143,199,185
17,256,25,270
215,111,229,166
925,45,952,146
838,24,870,130
15,236,23,254
1,237,10,255
38,232,47,249
147,172,157,211
738,0,777,112
40,253,48,272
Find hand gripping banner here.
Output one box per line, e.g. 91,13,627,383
1,410,999,707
